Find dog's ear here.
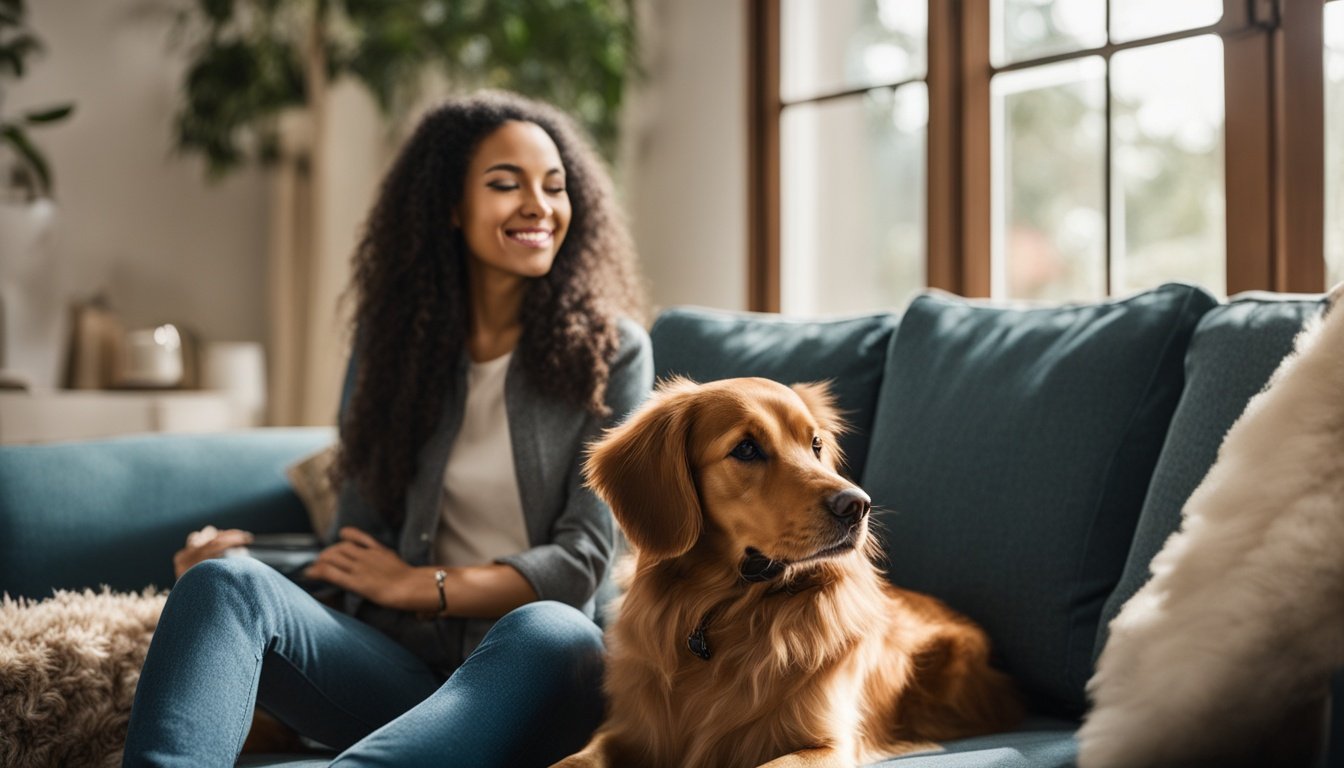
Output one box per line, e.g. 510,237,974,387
791,381,850,467
584,378,703,562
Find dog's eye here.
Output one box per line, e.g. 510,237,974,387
812,436,823,457
730,439,763,462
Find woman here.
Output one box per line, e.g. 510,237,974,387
123,91,652,767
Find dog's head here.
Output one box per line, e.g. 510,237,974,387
584,377,871,578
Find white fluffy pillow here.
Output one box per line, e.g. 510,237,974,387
1079,296,1344,767
0,589,166,768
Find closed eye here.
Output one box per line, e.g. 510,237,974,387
730,438,765,462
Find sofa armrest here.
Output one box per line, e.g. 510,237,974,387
0,428,333,599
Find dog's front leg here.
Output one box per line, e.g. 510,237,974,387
549,730,617,768
756,746,851,768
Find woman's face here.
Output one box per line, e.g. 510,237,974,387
455,120,571,283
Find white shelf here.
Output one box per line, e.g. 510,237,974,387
0,390,254,444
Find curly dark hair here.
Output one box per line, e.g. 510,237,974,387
335,90,645,526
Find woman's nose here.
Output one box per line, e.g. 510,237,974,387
520,187,552,218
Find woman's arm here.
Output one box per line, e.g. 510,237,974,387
305,526,537,618
494,320,654,609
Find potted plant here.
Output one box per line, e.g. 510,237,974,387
0,0,74,389
167,0,637,174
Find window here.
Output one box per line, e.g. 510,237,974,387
1327,0,1344,286
770,0,929,315
750,0,1330,311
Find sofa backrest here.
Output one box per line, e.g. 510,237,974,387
0,429,331,600
647,288,1334,733
1096,292,1326,653
860,283,1217,717
650,307,900,480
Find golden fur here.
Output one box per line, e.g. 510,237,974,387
555,378,1022,768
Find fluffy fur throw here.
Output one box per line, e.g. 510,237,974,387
1079,288,1344,767
0,588,166,768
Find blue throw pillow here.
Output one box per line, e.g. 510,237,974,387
650,307,899,480
861,283,1216,717
1094,293,1325,659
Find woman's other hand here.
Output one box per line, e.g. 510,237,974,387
305,526,416,609
173,526,253,579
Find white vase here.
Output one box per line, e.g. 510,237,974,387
0,199,64,389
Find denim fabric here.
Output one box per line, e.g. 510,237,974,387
123,558,604,767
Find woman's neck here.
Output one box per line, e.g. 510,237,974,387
467,266,526,363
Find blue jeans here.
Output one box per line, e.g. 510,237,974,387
123,557,604,767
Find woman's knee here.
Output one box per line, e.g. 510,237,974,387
171,556,287,615
491,601,604,664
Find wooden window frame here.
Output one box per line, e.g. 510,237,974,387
749,0,1328,309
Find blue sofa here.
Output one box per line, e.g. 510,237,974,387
1,283,1339,767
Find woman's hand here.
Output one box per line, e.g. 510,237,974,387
173,526,253,579
304,526,417,609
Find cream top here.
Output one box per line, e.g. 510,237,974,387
435,352,530,567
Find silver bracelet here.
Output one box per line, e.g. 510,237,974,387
434,569,448,615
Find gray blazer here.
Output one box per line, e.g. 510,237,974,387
332,317,653,674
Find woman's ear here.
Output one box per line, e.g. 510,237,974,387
584,378,702,562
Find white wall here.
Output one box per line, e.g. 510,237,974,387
622,0,748,313
3,0,746,396
6,0,270,354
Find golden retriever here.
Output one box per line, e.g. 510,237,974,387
554,377,1022,768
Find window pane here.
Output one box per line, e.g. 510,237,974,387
992,0,1105,67
780,86,927,315
1110,0,1222,43
1111,36,1225,296
1327,1,1344,287
782,0,926,102
992,58,1106,301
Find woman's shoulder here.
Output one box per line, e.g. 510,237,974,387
606,317,654,407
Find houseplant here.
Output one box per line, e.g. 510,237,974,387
0,0,74,388
0,0,73,201
167,0,637,175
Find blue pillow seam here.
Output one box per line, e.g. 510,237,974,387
1056,286,1208,704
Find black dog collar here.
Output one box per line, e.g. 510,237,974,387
740,548,788,582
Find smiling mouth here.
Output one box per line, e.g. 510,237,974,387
506,229,553,248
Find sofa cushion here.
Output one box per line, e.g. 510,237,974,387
0,428,332,600
870,722,1078,767
650,307,900,479
1094,293,1325,659
862,283,1216,717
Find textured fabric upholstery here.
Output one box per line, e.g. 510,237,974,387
0,429,332,600
650,307,900,480
861,284,1217,715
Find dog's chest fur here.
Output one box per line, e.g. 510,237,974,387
600,561,910,768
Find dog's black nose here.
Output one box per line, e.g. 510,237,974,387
827,488,871,525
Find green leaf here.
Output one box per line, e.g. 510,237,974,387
0,47,20,77
22,103,74,124
0,0,24,24
0,33,41,76
197,0,233,24
1,123,52,198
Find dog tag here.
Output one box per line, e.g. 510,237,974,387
687,621,711,660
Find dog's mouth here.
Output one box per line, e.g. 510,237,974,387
740,526,863,582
